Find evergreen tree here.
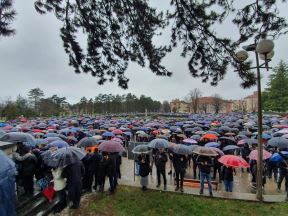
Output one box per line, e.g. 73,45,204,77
263,61,288,112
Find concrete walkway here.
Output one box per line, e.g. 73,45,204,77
118,157,287,203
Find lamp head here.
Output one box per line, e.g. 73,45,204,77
235,50,249,62
256,40,274,54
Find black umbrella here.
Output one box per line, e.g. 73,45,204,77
268,137,288,150
44,147,86,168
77,137,99,147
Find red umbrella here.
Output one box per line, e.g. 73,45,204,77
112,129,123,135
98,140,125,153
202,133,218,140
218,155,250,168
32,129,43,133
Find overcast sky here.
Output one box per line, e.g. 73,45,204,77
0,1,288,104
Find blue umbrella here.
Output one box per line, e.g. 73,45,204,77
123,131,132,136
47,140,69,148
269,153,282,162
148,138,169,149
44,133,59,138
102,131,115,137
205,142,220,148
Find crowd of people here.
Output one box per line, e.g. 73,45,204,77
0,113,288,216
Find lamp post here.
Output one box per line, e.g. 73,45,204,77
235,39,274,201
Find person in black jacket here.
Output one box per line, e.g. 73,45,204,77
82,150,94,192
14,146,38,196
91,149,103,191
241,144,251,173
62,160,85,209
103,152,117,193
197,155,213,196
213,155,222,183
277,153,288,201
172,153,187,192
138,154,151,191
221,166,236,192
155,148,168,190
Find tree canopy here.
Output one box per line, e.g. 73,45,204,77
1,1,288,89
262,60,288,112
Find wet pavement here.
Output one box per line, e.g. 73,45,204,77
118,157,287,202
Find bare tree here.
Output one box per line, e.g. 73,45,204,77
186,88,202,113
199,103,208,114
212,94,224,114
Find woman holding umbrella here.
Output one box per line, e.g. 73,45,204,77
132,145,151,191
218,155,249,192
138,154,151,191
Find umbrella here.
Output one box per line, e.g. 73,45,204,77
0,132,36,145
219,137,236,144
218,155,250,168
132,144,151,154
44,133,59,138
148,138,169,149
269,153,283,162
204,142,220,148
183,138,197,145
123,131,132,136
112,137,123,144
202,134,218,140
35,138,49,145
0,149,16,176
44,137,62,144
249,149,272,160
93,135,103,140
44,147,86,168
112,129,123,135
98,140,125,153
77,137,98,147
136,130,146,135
193,146,218,156
189,145,200,151
47,140,69,149
161,129,171,134
209,147,224,156
0,129,6,138
102,131,115,137
172,144,192,155
237,138,258,146
267,137,288,150
222,145,240,152
191,135,201,140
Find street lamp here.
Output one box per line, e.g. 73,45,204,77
235,39,274,201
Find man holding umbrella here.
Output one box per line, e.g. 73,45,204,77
155,148,168,190
197,155,213,196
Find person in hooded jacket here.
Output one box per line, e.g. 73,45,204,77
62,160,85,209
13,146,38,196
